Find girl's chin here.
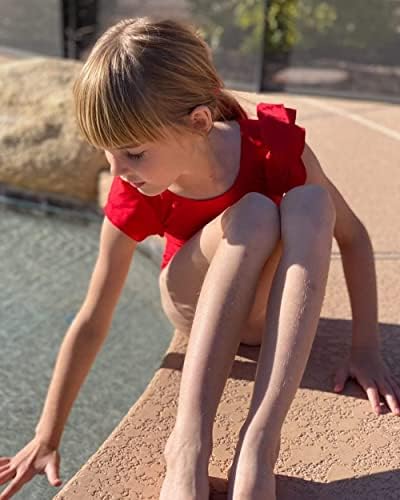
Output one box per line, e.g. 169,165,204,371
129,181,145,189
136,183,166,197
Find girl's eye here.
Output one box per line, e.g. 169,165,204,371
126,151,145,161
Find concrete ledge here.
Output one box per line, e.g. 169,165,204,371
54,317,400,499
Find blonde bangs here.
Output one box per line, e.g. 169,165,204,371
73,51,174,150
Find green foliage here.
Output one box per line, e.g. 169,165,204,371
189,0,400,57
190,0,265,55
264,0,300,53
296,0,398,51
233,0,265,53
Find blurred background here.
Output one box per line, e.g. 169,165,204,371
1,0,399,100
1,1,399,499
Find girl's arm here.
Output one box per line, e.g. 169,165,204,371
301,143,400,415
301,143,378,349
35,217,137,448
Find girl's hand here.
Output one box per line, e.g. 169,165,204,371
0,437,62,499
333,348,400,416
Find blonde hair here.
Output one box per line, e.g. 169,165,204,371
73,16,248,150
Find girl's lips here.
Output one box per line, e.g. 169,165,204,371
120,176,145,188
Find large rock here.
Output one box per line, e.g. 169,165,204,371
0,57,107,203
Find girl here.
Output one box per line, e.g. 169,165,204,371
1,16,399,500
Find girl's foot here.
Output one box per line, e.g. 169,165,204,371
229,457,276,500
160,430,211,500
159,459,210,500
227,431,280,500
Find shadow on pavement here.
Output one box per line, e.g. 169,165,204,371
161,318,400,395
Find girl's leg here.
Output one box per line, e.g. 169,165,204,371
160,193,281,500
228,185,336,500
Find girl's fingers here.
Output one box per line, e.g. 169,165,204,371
0,474,25,500
45,460,62,487
381,378,400,416
0,467,15,486
388,377,400,406
333,365,348,392
363,382,382,415
0,464,11,474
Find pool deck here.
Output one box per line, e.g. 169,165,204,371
53,91,400,499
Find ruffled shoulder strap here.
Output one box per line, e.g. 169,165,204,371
256,102,305,166
247,102,307,203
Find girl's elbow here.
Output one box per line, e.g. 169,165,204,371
336,220,370,249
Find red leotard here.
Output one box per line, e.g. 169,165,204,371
104,103,307,270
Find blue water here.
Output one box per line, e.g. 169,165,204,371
0,204,171,499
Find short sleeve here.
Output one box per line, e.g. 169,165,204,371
257,103,307,202
104,176,164,241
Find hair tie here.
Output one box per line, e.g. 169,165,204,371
213,87,221,95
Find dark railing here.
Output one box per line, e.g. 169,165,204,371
61,0,98,59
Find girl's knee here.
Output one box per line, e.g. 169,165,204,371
221,192,281,247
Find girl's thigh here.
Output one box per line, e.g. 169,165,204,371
158,194,283,346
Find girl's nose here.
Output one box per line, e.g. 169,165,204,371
109,159,128,178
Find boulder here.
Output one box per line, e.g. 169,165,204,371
0,57,107,203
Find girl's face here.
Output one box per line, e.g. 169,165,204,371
104,134,192,197
104,106,220,197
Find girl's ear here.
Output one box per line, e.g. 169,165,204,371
189,105,214,134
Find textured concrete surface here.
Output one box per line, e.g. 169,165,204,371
52,323,400,500
54,92,400,499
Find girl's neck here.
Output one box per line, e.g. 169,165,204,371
167,120,241,200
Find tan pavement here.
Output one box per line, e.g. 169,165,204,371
52,91,400,499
